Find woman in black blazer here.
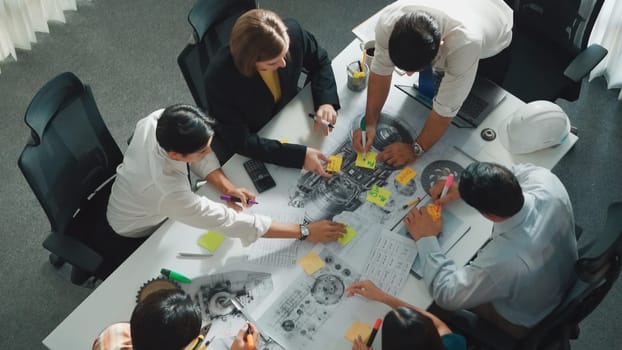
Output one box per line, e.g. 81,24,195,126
204,9,340,177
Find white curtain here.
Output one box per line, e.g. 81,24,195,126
0,0,82,75
588,0,622,100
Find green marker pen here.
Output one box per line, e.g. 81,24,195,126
360,118,367,159
160,268,192,283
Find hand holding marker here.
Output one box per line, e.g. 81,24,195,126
220,194,258,205
308,113,334,129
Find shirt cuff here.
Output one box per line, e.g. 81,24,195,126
238,214,272,247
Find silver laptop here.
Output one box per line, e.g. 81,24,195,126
396,76,506,128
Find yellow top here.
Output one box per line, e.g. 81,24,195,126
258,70,282,102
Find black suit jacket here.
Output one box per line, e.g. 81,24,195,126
204,19,340,169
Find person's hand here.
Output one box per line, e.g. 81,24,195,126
306,221,346,242
224,187,256,211
428,178,460,206
303,147,332,178
352,335,371,350
230,323,260,350
404,206,442,241
314,104,337,136
346,280,387,303
352,124,376,154
378,142,417,167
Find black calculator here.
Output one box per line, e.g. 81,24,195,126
243,159,276,193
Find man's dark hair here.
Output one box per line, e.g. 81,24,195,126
130,288,202,350
389,12,441,72
382,306,444,349
156,104,215,155
459,162,524,218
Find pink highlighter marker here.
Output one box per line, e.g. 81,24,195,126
439,173,454,200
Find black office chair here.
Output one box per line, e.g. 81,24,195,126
18,72,125,285
436,201,622,350
177,0,257,163
501,0,608,103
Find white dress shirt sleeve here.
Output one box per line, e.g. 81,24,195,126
417,236,513,310
159,189,272,246
190,151,221,179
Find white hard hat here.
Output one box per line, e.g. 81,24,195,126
499,101,571,154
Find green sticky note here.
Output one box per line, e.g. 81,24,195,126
366,184,392,207
338,224,358,246
355,152,377,169
198,230,226,252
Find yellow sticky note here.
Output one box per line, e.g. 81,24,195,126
327,155,343,173
338,224,358,246
198,230,226,252
344,321,372,343
298,251,326,275
355,152,377,169
427,204,443,222
366,184,392,207
279,139,288,144
396,167,417,185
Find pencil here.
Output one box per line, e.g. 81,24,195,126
361,50,367,73
401,196,421,210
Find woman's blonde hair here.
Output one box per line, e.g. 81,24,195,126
230,9,289,77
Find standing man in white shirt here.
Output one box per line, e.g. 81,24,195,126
104,104,345,269
404,162,577,338
353,0,513,167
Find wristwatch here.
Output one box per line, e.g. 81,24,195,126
412,141,425,157
299,224,310,241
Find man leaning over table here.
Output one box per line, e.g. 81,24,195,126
104,104,345,268
352,0,513,167
404,162,577,338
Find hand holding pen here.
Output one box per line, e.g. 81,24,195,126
221,188,257,211
230,323,260,350
429,174,459,206
309,103,337,136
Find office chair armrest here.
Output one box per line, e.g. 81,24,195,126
563,44,608,83
43,233,103,274
443,309,519,350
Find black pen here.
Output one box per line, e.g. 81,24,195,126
307,113,334,129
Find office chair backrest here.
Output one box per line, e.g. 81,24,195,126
519,201,622,349
516,0,604,55
18,72,123,238
178,0,257,110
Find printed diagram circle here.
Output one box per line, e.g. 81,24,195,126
311,274,345,305
207,291,236,316
420,160,464,192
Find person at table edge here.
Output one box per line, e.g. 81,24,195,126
205,9,339,177
105,104,345,267
353,0,513,167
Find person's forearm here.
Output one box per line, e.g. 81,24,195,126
205,169,236,193
416,110,453,151
263,221,301,239
365,73,392,127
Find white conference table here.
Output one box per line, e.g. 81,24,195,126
43,39,577,350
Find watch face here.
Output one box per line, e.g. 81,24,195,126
300,225,310,238
413,142,424,156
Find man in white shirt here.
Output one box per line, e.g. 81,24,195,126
404,162,577,338
104,104,345,267
353,0,513,167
